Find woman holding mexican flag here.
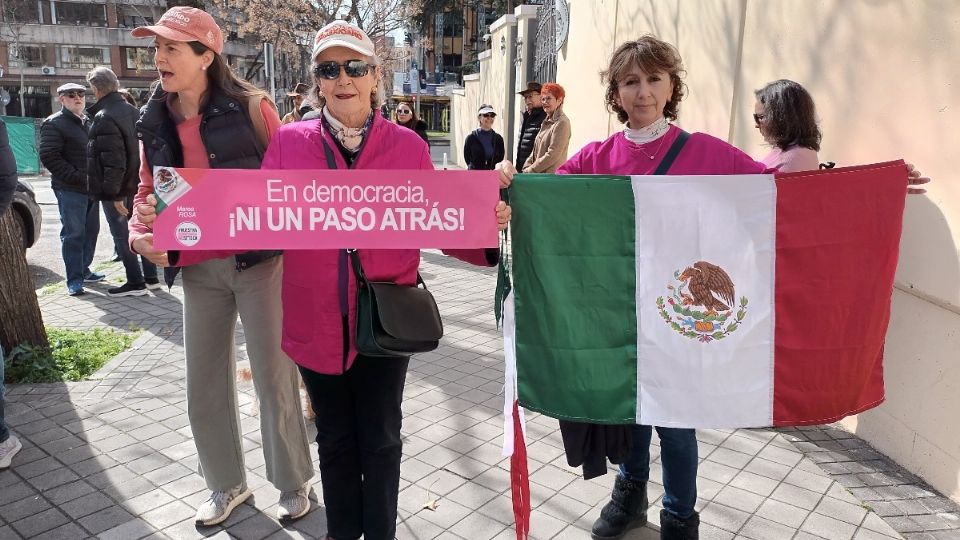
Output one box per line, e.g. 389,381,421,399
497,35,929,540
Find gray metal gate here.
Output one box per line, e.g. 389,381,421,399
533,0,557,83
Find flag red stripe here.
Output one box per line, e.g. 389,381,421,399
773,161,906,425
510,400,530,540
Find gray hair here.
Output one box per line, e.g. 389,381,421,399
308,53,385,112
85,66,119,94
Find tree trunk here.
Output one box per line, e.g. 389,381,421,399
0,208,47,353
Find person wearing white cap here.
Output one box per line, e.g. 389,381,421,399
261,19,513,540
126,5,314,527
39,82,105,296
463,104,505,170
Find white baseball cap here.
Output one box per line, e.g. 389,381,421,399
478,105,496,115
312,20,376,60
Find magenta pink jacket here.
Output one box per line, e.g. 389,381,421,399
262,112,499,375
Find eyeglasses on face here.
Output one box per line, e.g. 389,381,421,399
396,109,412,114
313,60,373,80
753,113,766,125
481,113,496,118
62,91,85,98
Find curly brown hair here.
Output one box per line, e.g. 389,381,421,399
601,35,686,125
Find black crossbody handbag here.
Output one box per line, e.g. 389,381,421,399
348,250,443,357
320,134,443,357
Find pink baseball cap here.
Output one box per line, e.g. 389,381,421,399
312,20,376,60
131,7,224,55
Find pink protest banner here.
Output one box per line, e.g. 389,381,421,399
152,167,500,250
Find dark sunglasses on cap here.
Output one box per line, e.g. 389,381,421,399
313,60,374,80
480,113,496,118
61,91,85,98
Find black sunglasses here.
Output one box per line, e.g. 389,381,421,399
62,91,85,98
396,109,412,114
753,113,766,125
313,60,373,80
481,113,496,118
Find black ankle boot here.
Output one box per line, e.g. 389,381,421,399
660,509,699,540
590,475,648,539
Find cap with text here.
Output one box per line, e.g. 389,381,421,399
131,6,224,55
312,20,376,60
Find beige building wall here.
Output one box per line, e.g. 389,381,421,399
459,0,959,501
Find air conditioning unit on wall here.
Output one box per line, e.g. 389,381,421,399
41,66,56,75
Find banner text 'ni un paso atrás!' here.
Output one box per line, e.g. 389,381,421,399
152,168,500,250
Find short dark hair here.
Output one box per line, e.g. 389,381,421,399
601,35,686,124
754,79,821,151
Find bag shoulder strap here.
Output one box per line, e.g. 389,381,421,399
246,95,274,152
321,135,338,170
348,249,427,289
654,130,690,175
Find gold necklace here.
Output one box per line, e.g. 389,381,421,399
637,135,668,160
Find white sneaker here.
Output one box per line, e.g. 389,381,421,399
194,485,251,526
277,484,311,521
0,435,22,469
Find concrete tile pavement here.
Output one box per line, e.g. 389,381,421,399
4,177,960,539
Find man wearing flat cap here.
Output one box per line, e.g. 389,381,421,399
281,82,311,124
39,82,102,296
515,81,546,172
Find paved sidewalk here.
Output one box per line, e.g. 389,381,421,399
3,238,960,537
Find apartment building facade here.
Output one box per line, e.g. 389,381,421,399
0,0,264,117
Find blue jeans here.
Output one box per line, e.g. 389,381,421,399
619,425,698,519
102,197,156,285
1,345,8,443
54,188,99,290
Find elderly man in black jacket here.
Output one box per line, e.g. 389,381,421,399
86,66,157,297
515,81,547,173
39,82,102,296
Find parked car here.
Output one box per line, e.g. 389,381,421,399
11,179,42,249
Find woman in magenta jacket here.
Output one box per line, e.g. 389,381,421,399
262,21,510,540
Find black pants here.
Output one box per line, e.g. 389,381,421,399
299,354,409,540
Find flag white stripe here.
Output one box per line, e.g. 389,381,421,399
501,291,527,456
632,175,777,428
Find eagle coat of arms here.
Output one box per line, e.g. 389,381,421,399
655,260,748,343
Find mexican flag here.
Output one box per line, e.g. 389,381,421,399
500,161,907,432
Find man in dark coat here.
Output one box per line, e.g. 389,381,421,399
515,81,547,172
86,66,158,297
39,82,101,296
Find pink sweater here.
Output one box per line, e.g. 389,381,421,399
558,125,770,176
760,145,820,173
262,113,497,375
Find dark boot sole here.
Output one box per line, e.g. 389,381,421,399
590,515,648,540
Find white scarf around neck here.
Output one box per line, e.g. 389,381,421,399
323,107,372,152
623,116,670,145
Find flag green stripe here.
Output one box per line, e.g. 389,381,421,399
512,174,637,424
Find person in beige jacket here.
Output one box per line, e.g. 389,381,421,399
522,82,571,173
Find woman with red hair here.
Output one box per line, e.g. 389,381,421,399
522,82,571,173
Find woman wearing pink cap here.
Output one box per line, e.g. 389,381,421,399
262,20,511,540
127,6,314,527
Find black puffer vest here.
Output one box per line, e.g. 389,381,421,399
137,85,281,286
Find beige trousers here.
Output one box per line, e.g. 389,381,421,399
182,256,313,492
